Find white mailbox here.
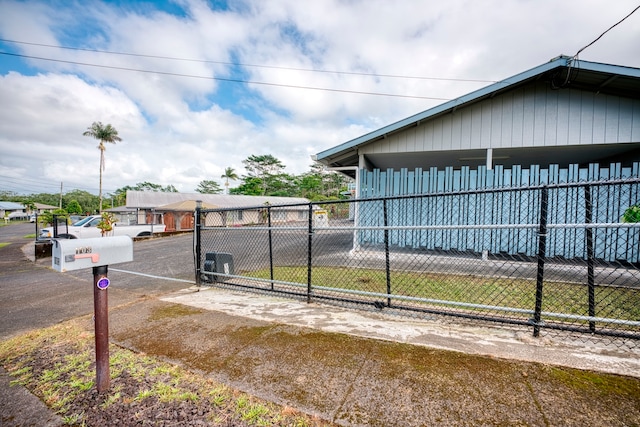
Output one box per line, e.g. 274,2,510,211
52,236,133,272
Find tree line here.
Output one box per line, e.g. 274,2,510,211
1,155,353,215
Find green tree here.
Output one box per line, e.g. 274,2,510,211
242,154,286,196
306,161,352,199
82,121,122,213
26,193,59,207
229,177,263,196
298,173,323,199
21,200,36,214
38,208,68,226
109,188,127,207
266,173,297,196
63,190,99,214
111,182,179,207
221,167,239,194
195,180,223,194
125,181,178,192
0,191,20,201
66,200,83,214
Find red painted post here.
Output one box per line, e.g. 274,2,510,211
93,265,110,392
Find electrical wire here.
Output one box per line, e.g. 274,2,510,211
0,51,453,101
555,4,640,89
0,38,497,84
573,4,640,59
0,174,114,195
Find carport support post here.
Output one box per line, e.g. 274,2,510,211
93,265,110,392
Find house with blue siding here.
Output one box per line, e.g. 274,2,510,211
316,56,640,262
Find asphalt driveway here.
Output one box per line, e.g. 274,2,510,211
0,222,193,340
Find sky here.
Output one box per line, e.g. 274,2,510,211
0,0,639,197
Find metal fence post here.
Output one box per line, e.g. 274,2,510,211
194,203,202,287
307,204,313,303
585,185,596,332
533,186,549,337
268,206,274,290
53,213,59,238
383,199,391,307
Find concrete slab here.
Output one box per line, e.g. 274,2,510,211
162,286,640,379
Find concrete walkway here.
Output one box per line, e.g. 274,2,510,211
162,286,640,379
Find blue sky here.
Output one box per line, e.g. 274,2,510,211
1,0,639,195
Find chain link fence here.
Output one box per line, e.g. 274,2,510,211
195,178,640,347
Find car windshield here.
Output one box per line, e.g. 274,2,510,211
72,217,93,226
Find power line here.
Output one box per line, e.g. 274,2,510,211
0,51,453,101
0,174,114,194
0,38,497,84
573,4,640,59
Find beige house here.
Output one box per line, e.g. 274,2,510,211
125,191,311,231
33,203,59,214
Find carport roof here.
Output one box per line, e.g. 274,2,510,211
315,55,640,175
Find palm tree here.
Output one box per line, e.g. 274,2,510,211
221,167,239,195
83,122,122,213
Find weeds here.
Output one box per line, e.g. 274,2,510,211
241,402,270,422
62,412,84,425
0,318,333,425
135,389,155,401
209,385,230,406
100,390,121,408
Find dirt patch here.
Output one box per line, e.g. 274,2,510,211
108,299,640,427
0,319,334,426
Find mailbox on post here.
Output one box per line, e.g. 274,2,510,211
52,236,133,272
51,235,133,393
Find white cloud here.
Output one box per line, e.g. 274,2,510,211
0,0,639,196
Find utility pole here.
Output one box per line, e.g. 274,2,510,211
59,182,63,209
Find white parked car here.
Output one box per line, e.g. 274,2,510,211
39,215,166,239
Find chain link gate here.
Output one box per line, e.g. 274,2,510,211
195,178,640,347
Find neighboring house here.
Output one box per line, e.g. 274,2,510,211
1,201,58,222
33,203,58,214
316,55,640,192
125,191,311,231
1,201,28,219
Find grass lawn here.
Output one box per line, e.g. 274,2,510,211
243,266,640,324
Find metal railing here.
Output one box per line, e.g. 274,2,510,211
195,178,640,346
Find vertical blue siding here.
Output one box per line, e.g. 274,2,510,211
359,163,640,262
